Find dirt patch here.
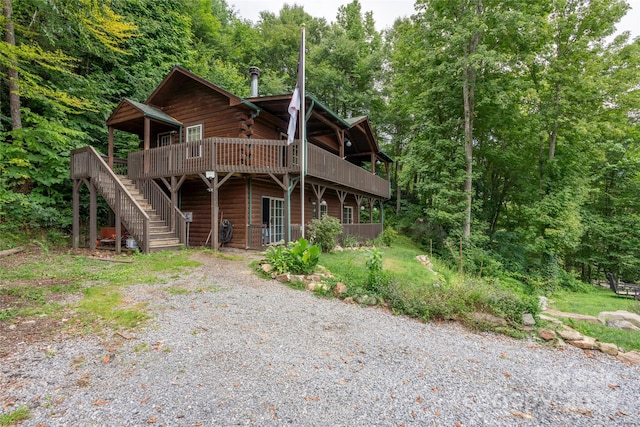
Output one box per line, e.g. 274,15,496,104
0,247,101,357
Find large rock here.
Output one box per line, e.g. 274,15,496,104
538,329,556,341
606,319,640,331
470,312,507,326
558,328,584,342
568,336,597,350
275,273,290,283
261,263,273,274
544,309,600,323
598,342,619,356
538,296,548,311
617,351,640,366
333,282,347,296
522,313,536,326
598,310,640,329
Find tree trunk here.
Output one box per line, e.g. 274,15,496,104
462,2,480,240
3,0,22,130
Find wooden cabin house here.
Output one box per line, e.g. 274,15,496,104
70,66,391,253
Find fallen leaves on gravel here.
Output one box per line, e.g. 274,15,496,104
512,411,533,419
608,384,620,390
93,400,109,406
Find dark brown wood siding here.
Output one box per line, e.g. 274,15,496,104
157,80,245,139
180,176,247,249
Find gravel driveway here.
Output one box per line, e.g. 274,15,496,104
2,252,639,426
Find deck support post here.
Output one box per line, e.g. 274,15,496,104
115,187,122,254
212,174,219,251
89,179,97,250
337,190,347,224
283,173,290,243
72,180,81,249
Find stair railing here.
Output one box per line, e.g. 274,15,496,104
134,179,187,246
75,146,150,253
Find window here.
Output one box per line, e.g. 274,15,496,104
186,124,202,142
157,132,172,147
186,124,203,158
343,206,353,224
311,200,328,219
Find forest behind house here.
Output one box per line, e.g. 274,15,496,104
1,0,640,290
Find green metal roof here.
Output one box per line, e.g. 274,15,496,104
125,99,182,127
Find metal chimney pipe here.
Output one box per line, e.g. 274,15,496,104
249,66,261,97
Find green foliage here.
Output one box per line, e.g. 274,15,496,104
374,226,398,247
341,234,360,248
264,238,320,275
307,215,343,253
364,248,391,293
0,406,30,426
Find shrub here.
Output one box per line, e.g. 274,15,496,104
265,238,320,275
307,215,342,253
342,234,360,248
374,226,398,247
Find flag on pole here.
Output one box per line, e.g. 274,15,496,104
287,33,304,145
286,86,300,145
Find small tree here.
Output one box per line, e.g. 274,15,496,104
307,215,342,253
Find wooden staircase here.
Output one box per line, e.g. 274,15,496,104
118,177,183,252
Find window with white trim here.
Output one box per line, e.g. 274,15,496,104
157,132,172,147
186,124,203,158
343,206,353,224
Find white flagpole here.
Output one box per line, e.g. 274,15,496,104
300,25,306,239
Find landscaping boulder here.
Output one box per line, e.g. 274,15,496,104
538,329,556,341
558,328,583,342
261,263,273,274
617,350,640,366
522,313,536,326
569,336,597,350
538,296,548,311
598,342,619,356
597,310,640,329
333,282,347,296
470,312,507,326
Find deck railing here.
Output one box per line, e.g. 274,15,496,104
306,144,390,198
127,138,299,180
71,146,150,252
125,137,388,198
340,223,383,243
134,179,187,245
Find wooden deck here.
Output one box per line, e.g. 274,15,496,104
117,138,389,198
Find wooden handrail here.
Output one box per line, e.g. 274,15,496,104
71,146,151,253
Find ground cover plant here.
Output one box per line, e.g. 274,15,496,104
319,235,538,334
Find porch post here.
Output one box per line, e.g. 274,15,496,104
212,174,219,251
143,117,150,174
369,198,374,224
89,180,97,250
108,126,114,169
115,187,122,254
72,180,81,249
283,173,290,242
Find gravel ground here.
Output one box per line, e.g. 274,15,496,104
1,252,639,426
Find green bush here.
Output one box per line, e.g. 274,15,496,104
307,215,343,253
374,226,398,247
265,238,320,275
364,248,391,293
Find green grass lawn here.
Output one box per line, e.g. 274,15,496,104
550,284,640,352
550,285,639,317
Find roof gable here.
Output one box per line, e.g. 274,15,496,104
146,65,258,111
